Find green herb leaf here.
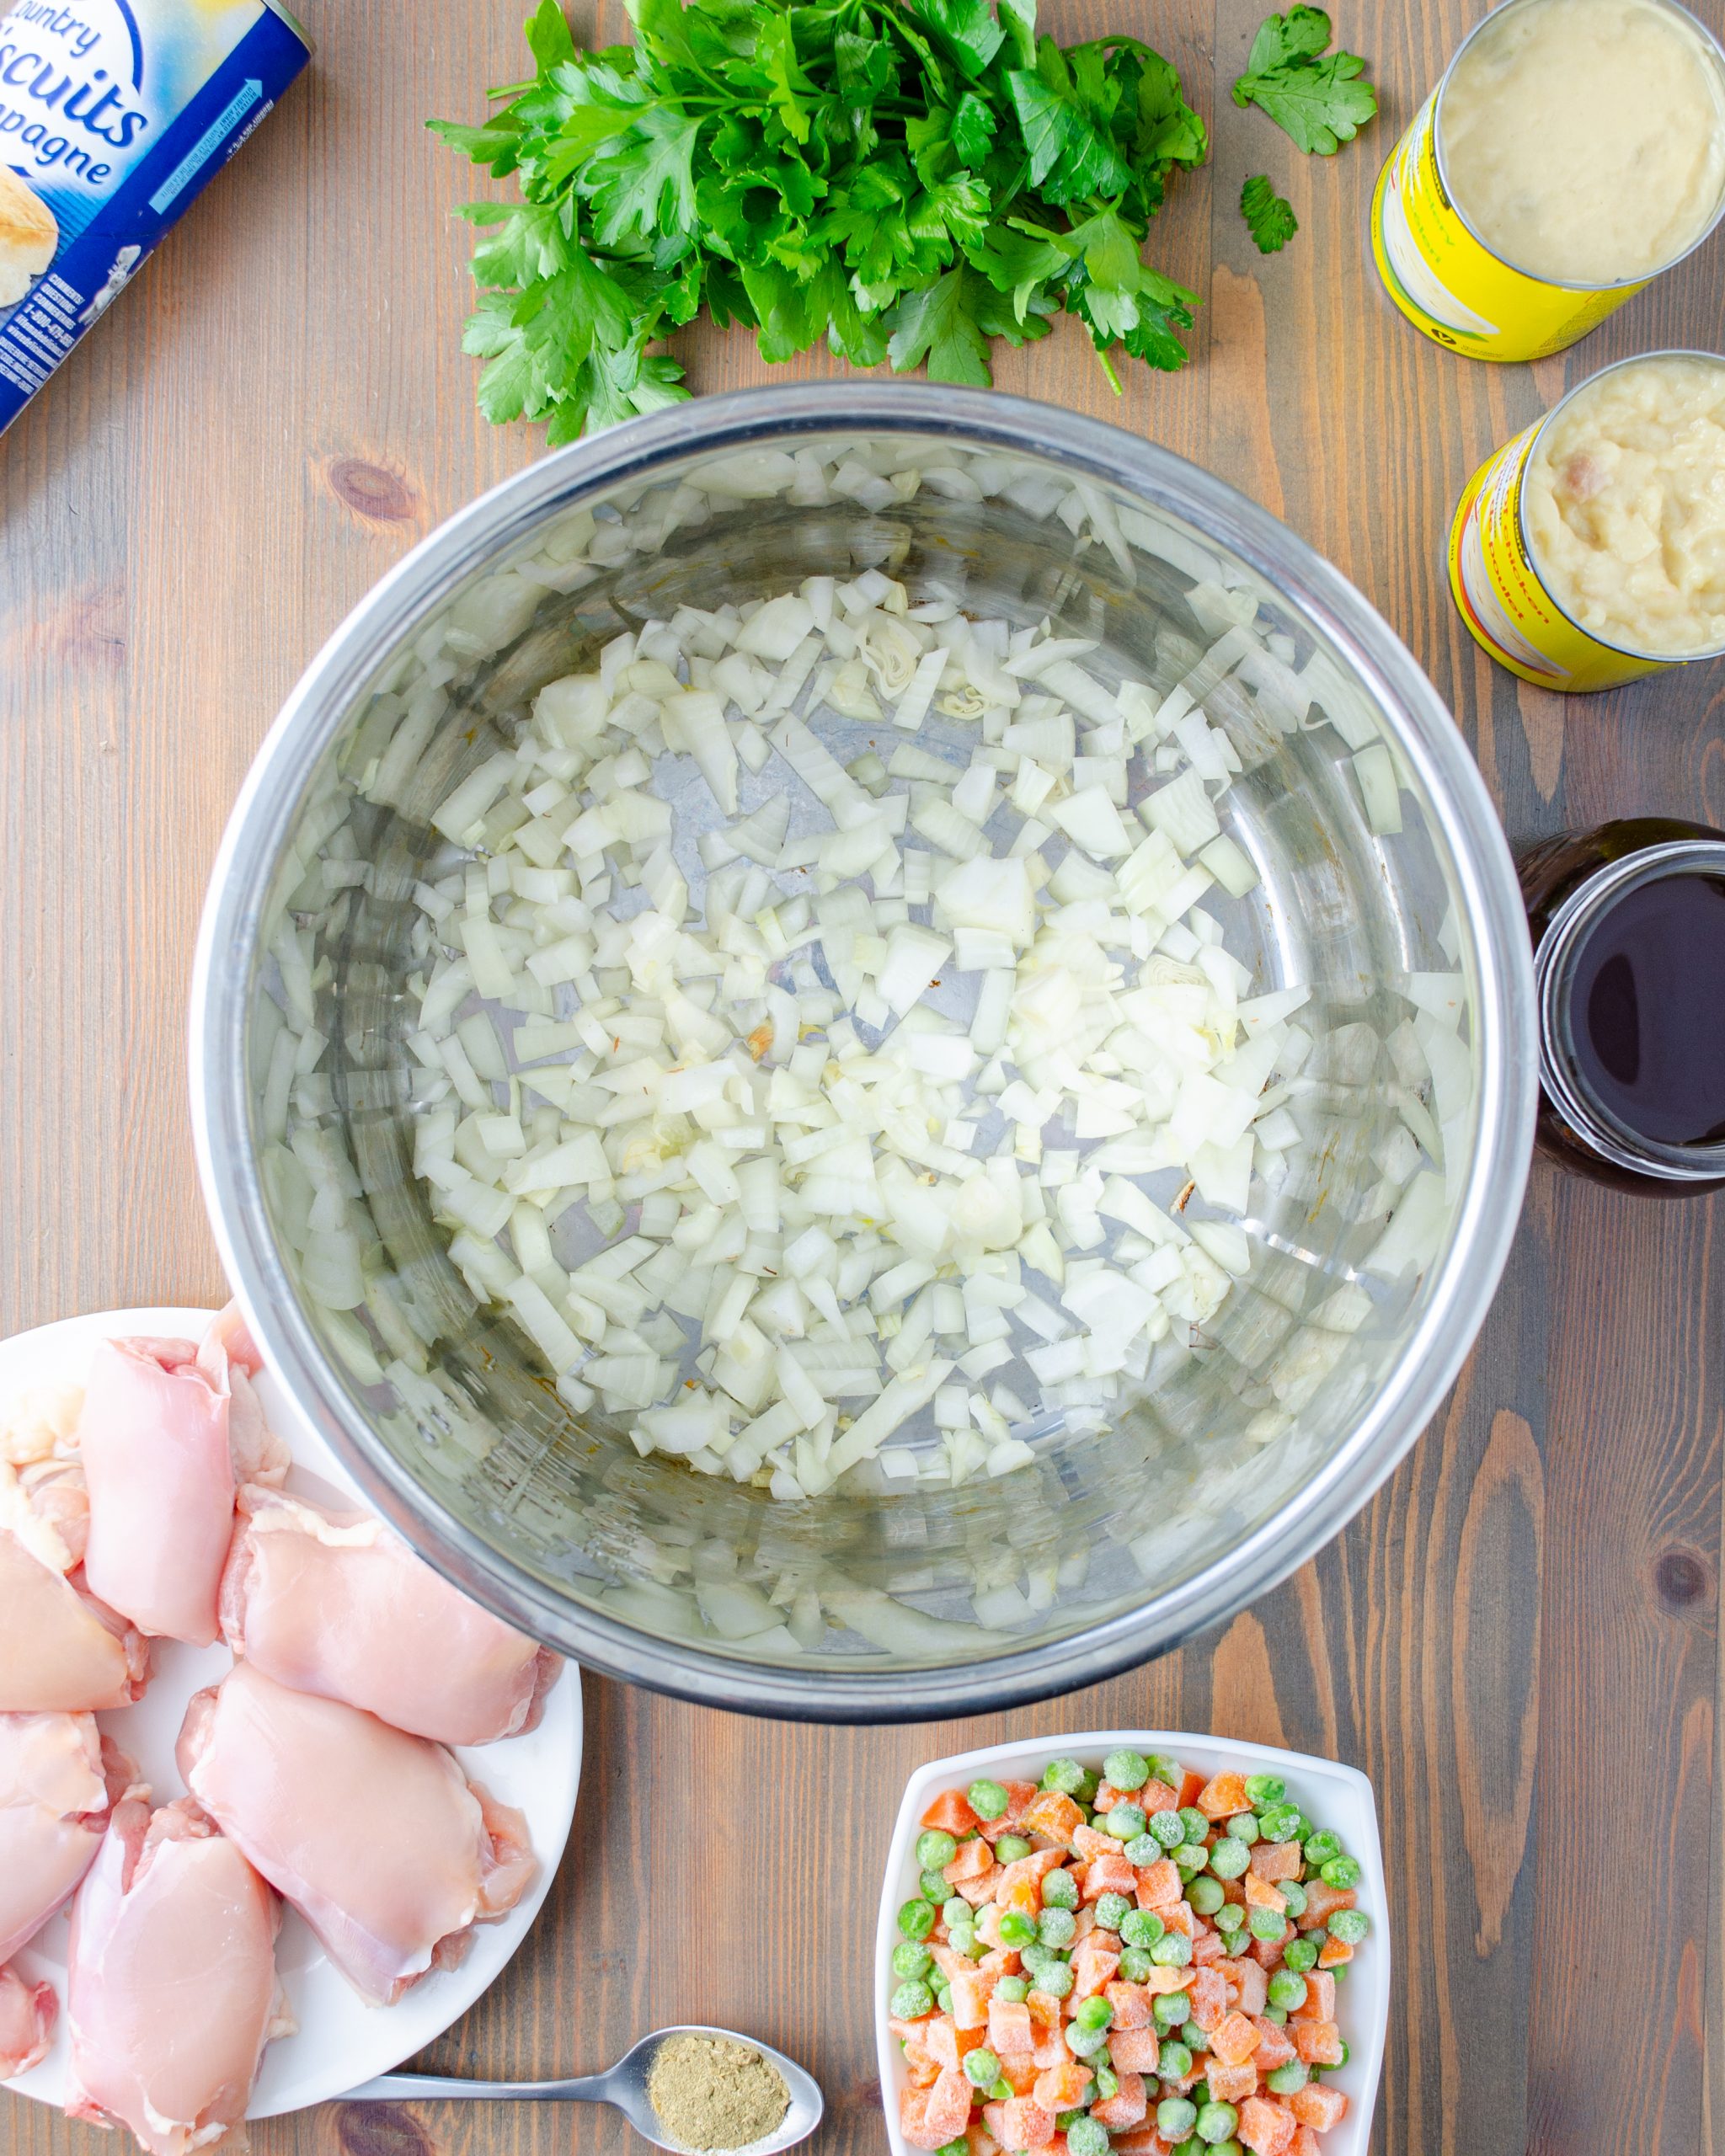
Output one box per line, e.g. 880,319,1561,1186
1240,173,1297,251
433,0,1204,437
1232,8,1377,154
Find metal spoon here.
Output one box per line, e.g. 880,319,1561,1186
343,2024,825,2153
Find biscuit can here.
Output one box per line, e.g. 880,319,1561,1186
1446,355,1725,691
1370,0,1725,363
0,0,310,435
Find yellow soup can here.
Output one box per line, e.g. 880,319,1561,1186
1449,352,1725,691
1372,0,1725,363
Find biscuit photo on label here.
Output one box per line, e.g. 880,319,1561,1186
0,168,58,309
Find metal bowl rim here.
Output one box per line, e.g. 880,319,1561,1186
190,381,1537,1721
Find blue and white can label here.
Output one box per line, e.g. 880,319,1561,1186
0,0,309,434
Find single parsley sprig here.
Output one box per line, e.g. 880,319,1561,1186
1240,174,1296,253
430,0,1208,440
1231,7,1376,156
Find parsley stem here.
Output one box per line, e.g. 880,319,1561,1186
1096,344,1124,396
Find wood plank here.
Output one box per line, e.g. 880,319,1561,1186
2,0,1723,2153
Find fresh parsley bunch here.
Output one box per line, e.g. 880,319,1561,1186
430,0,1208,441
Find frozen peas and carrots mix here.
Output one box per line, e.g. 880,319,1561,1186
889,1751,1371,2156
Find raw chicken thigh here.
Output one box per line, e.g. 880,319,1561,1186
0,1965,56,2079
0,1462,147,1713
221,1484,561,1745
78,1310,289,1646
0,1712,137,1961
178,1662,537,2006
67,1797,289,2156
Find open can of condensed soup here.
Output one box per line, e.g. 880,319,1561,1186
1372,0,1725,361
1450,350,1725,690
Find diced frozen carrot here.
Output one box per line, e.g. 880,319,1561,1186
1232,1961,1268,2017
1250,2018,1296,2072
1035,2061,1092,2111
1031,2023,1068,2071
903,2042,941,2089
1002,2058,1038,2097
1204,2060,1260,2105
1237,2095,1296,2156
1248,1839,1303,1884
1243,1872,1286,1913
948,1967,997,2030
978,1783,1038,1840
980,1949,1022,1980
1001,2097,1055,2151
1108,2025,1162,2075
923,1789,982,1836
1162,1899,1196,1939
1071,1823,1119,1863
955,1867,1002,1908
1109,2132,1172,2156
925,2018,960,2070
1177,1771,1205,1809
1291,1971,1336,2024
965,2122,1000,2156
1138,1779,1178,1815
1135,1858,1182,1908
1026,1988,1063,2030
1093,1781,1127,1811
1144,1964,1194,1995
1288,2131,1321,2156
1187,1967,1227,2032
1209,2011,1262,2068
1291,2020,1344,2068
1023,1790,1085,1845
1090,2072,1148,2129
1289,2084,1348,2132
1251,1924,1294,1967
989,1997,1034,2058
998,1875,1042,1917
900,2084,950,2149
1316,1935,1354,1969
1105,1981,1153,2029
922,2061,979,2147
1195,1772,1249,1821
932,1944,977,1981
1298,1881,1356,1930
996,1848,1065,1899
947,1838,996,1883
890,2016,933,2044
1084,1851,1138,1901
1071,1935,1120,1999
1192,1928,1225,1967
981,2100,1010,2147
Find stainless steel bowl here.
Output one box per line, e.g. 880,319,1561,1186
191,384,1536,1719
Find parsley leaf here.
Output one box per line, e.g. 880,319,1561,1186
434,0,1206,439
1240,173,1297,252
1232,8,1376,154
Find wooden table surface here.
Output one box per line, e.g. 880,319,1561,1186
3,0,1723,2151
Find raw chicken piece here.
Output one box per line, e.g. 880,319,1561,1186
0,1714,139,1961
179,1662,537,2006
0,1462,148,1712
67,1797,290,2156
0,1966,55,2079
77,1307,289,1646
221,1483,562,1745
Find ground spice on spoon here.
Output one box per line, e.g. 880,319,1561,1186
647,2035,791,2152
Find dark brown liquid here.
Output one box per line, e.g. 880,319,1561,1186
1567,872,1725,1146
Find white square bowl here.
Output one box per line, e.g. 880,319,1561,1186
874,1732,1389,2156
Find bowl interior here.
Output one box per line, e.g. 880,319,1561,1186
215,407,1516,1700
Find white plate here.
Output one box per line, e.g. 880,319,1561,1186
1,1307,582,2118
874,1730,1389,2156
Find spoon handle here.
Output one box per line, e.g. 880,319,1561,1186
342,2072,610,2103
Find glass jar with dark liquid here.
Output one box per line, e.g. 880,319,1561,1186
1519,819,1725,1193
